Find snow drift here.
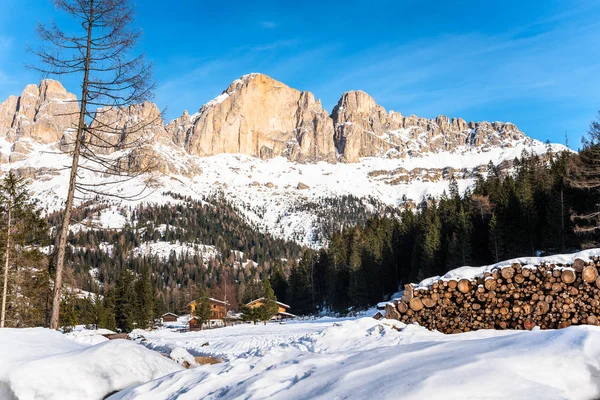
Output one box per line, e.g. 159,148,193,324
0,328,182,400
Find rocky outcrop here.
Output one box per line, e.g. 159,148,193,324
87,101,167,154
180,73,336,162
0,80,78,146
331,90,527,162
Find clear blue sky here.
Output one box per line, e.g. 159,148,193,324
1,0,599,147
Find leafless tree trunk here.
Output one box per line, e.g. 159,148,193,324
0,207,11,328
31,0,156,329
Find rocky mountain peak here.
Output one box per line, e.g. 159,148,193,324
181,73,337,162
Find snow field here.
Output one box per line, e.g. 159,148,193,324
115,318,600,400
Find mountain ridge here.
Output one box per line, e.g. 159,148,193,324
0,73,540,166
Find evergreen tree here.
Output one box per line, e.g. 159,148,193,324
134,267,154,329
115,269,136,332
261,279,279,321
195,297,211,329
0,172,48,328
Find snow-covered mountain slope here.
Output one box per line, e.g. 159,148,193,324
7,135,567,247
0,74,571,247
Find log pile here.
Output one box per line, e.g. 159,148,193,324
384,258,600,333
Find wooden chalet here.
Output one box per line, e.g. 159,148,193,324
161,312,178,323
245,298,296,319
187,297,230,330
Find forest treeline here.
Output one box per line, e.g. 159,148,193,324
3,114,600,331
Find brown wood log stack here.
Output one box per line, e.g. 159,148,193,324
387,258,600,334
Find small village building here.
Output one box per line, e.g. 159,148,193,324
187,298,229,330
245,298,296,319
161,312,178,323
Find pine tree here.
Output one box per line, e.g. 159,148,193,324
134,267,154,329
195,297,211,329
0,172,48,328
115,269,136,332
261,279,279,322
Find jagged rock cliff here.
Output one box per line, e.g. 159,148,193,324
0,80,78,162
171,73,337,162
331,90,526,162
0,73,536,168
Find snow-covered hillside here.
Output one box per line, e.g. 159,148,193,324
5,136,567,248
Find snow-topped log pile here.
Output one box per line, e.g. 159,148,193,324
385,257,600,333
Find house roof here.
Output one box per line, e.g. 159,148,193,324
246,297,290,309
187,297,230,307
162,312,178,317
277,311,297,318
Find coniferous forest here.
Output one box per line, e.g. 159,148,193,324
2,114,600,331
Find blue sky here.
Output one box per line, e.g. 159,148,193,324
1,0,599,147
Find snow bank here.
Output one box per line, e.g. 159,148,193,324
110,318,600,399
414,248,600,289
64,325,115,345
169,347,196,367
0,328,182,400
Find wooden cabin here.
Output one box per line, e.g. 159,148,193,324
187,298,229,329
245,298,296,319
161,312,178,323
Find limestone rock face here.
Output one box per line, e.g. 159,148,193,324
0,74,536,176
182,73,336,162
332,90,527,162
0,80,78,145
87,101,167,154
165,110,197,147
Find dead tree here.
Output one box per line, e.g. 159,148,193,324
31,0,157,330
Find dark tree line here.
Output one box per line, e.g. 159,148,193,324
273,142,600,314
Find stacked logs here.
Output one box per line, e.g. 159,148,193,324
384,257,600,333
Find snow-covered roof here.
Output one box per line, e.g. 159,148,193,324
187,297,230,306
246,297,290,309
162,313,178,317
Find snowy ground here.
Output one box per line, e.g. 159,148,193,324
116,318,600,400
5,250,600,399
5,318,600,399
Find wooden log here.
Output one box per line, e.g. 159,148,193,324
561,269,576,284
514,274,525,284
448,280,458,290
551,283,562,293
588,315,598,325
401,284,414,303
458,279,472,294
536,301,550,315
409,297,423,312
484,278,497,291
422,297,436,308
397,301,409,314
385,303,401,320
501,266,515,280
524,319,535,330
572,258,585,273
583,266,599,283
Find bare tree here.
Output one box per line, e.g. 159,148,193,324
31,0,157,329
